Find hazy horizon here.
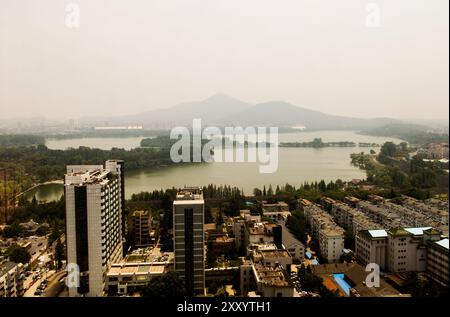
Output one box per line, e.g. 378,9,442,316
1,0,448,121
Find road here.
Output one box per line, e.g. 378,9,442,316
23,269,56,297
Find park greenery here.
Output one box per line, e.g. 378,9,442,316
0,196,65,241
280,138,380,148
4,244,31,264
351,141,449,198
0,134,45,147
140,271,186,297
46,129,168,140
0,145,175,184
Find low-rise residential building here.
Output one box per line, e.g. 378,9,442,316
253,249,292,270
355,229,389,270
262,201,289,213
262,201,291,221
304,203,345,262
106,263,166,295
209,236,236,257
105,249,173,295
352,212,383,236
240,242,295,297
426,238,449,287
0,261,24,297
401,197,449,226
355,227,443,276
296,198,313,211
239,258,254,296
356,201,402,229
276,220,305,262
319,226,345,262
246,222,279,245
343,196,360,208
320,197,336,212
262,210,291,221
232,218,247,251
246,243,278,256
252,262,294,297
130,210,154,247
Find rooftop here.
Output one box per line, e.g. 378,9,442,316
175,187,203,201
204,223,217,232
0,261,21,277
404,227,433,236
260,249,291,259
132,210,150,217
262,201,289,207
248,243,278,251
297,198,312,206
344,196,360,203
107,263,165,276
253,263,291,287
65,168,112,185
435,238,449,250
312,263,404,297
368,229,388,238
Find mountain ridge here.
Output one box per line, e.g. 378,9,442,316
80,93,401,130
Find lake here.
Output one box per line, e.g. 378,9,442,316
31,131,403,201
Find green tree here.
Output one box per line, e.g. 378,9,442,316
48,225,61,247
141,272,185,297
301,272,323,292
380,142,397,157
7,244,31,264
54,237,65,270
0,223,24,238
208,281,219,295
216,211,224,226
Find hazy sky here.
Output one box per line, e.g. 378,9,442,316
0,0,448,120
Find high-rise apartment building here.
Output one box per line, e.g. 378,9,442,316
173,187,205,296
65,160,124,297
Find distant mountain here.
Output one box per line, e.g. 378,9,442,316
220,101,399,130
79,94,400,130
117,93,252,127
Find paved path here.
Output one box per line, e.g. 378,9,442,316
23,270,56,297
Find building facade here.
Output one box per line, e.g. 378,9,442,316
173,187,205,296
426,238,449,287
131,210,154,247
65,161,124,297
355,227,443,274
0,261,24,297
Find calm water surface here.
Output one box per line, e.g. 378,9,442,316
31,131,403,201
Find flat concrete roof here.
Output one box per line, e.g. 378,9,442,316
404,227,432,236
436,238,449,250
368,229,388,238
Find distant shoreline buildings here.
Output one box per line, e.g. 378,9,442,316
94,126,143,131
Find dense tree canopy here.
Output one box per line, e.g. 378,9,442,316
141,272,186,297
